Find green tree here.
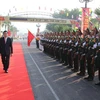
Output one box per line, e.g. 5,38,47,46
9,25,19,37
2,20,18,36
46,8,80,32
90,18,98,28
94,7,100,29
2,20,11,30
95,8,100,16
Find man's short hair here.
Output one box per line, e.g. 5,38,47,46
3,30,8,34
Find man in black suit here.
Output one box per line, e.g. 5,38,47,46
0,31,13,73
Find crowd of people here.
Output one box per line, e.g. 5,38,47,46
39,28,100,85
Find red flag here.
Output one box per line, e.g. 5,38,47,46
27,30,35,46
8,30,11,36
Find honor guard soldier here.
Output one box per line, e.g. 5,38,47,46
62,31,69,65
55,32,60,60
53,32,57,58
59,31,65,63
72,37,81,72
67,36,73,68
84,39,95,81
77,37,88,76
50,32,55,58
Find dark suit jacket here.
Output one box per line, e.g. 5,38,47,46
0,37,13,55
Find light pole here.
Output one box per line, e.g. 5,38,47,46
36,23,41,35
79,0,93,8
36,23,41,49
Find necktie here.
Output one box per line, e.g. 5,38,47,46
4,38,6,44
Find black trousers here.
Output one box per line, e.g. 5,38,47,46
98,68,100,81
87,56,94,79
80,57,86,74
1,54,10,71
36,40,39,48
87,64,94,79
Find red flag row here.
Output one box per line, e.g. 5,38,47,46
38,7,52,11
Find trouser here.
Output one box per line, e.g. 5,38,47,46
87,64,94,79
59,48,64,62
87,57,94,79
53,47,56,58
43,45,46,52
99,68,100,81
55,47,60,60
80,55,86,74
50,46,53,57
62,51,66,63
48,45,51,55
50,46,53,56
1,54,10,71
73,54,79,71
68,51,73,68
36,40,39,48
63,49,68,65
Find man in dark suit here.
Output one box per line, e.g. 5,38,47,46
0,31,13,73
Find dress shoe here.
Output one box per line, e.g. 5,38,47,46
71,69,74,71
67,66,73,69
74,70,78,72
59,61,64,63
95,82,100,85
71,69,78,72
87,78,93,81
53,58,56,60
84,77,89,80
56,59,59,61
77,72,85,76
62,63,67,66
5,70,8,73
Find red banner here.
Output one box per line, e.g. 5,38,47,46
0,16,4,21
8,30,11,36
81,8,89,33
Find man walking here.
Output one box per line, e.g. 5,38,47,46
0,31,13,73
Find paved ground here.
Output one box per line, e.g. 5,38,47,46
20,39,100,100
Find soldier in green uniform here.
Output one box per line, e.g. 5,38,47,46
59,32,65,63
62,31,69,65
67,36,73,68
84,38,98,81
72,37,81,72
55,32,60,60
77,37,88,76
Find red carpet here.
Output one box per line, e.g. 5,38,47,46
0,43,35,100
